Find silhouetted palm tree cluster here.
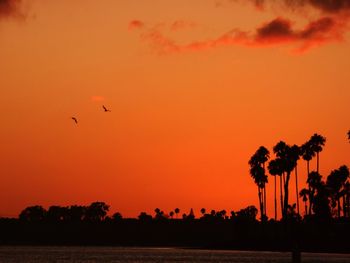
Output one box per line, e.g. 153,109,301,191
137,206,257,223
249,131,350,221
248,146,269,221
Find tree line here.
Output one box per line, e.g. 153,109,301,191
249,130,350,221
14,202,259,223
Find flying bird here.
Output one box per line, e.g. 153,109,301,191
71,117,78,124
103,105,111,112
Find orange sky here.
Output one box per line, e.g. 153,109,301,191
0,0,349,218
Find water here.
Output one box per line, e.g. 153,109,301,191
0,247,349,263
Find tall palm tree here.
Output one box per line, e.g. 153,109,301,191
301,141,315,213
291,145,301,216
268,158,283,220
299,188,309,216
249,164,266,221
256,146,270,216
273,141,297,219
249,146,269,221
310,133,326,173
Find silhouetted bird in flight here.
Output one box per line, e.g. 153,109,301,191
71,117,78,124
103,105,111,112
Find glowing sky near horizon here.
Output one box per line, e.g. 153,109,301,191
0,0,349,218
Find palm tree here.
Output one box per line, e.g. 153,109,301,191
348,130,350,143
307,171,322,214
310,133,326,173
301,141,315,213
200,208,206,216
344,182,350,218
255,146,270,216
169,211,174,219
273,141,298,219
249,164,266,221
291,145,301,216
174,208,180,218
249,146,269,221
299,188,309,216
268,158,283,220
327,165,349,217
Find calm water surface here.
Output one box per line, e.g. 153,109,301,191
0,247,350,263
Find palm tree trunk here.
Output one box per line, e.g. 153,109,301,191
274,175,277,220
263,162,267,219
258,187,263,221
304,201,307,216
280,175,284,218
343,196,346,217
317,152,319,173
347,194,350,218
307,161,312,215
283,172,291,219
295,164,300,216
338,198,341,218
264,185,267,219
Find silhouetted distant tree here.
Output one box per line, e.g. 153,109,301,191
85,202,109,222
112,212,123,221
348,130,350,143
67,205,86,222
47,206,67,222
174,208,180,218
187,208,195,220
220,209,227,218
310,134,326,174
230,211,236,220
235,205,258,223
200,208,206,216
19,206,46,222
307,171,322,215
138,212,152,221
312,181,331,220
154,208,166,220
299,188,309,216
249,146,269,221
169,211,174,219
286,204,300,222
327,165,349,217
343,182,350,218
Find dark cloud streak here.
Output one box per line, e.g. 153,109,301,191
0,0,24,19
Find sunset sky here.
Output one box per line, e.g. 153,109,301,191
0,0,349,218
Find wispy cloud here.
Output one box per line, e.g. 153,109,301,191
129,16,345,54
129,0,350,54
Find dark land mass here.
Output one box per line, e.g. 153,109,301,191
1,217,350,254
